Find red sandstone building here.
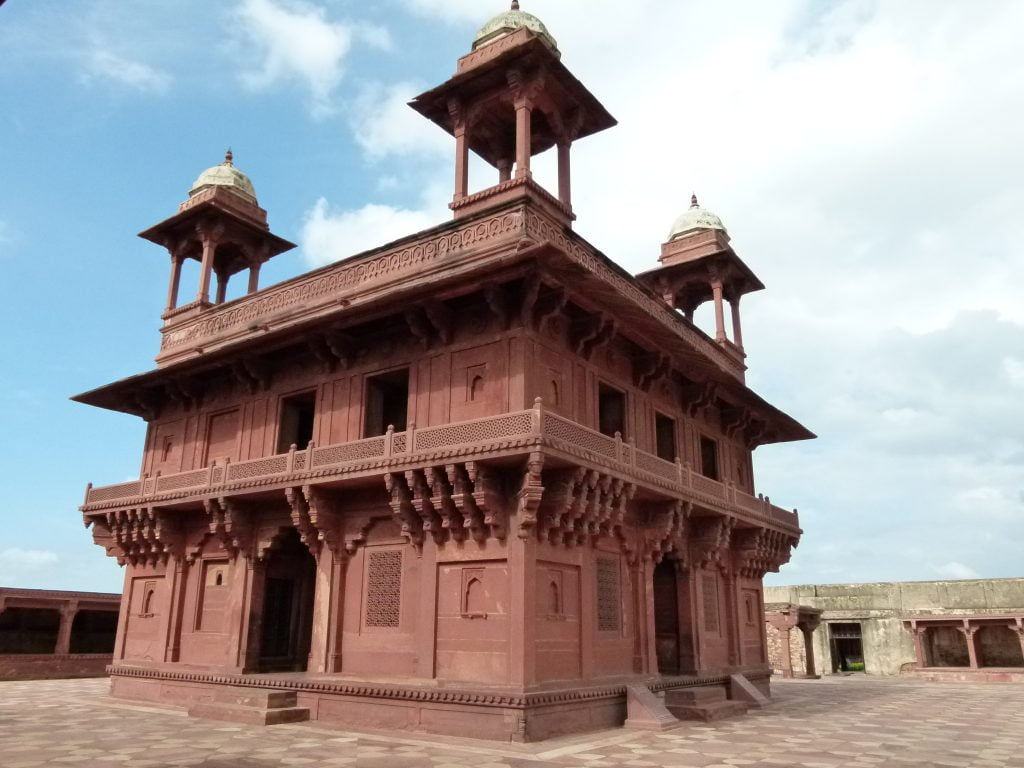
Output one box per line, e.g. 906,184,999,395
75,5,812,739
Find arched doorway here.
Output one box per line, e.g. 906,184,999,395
258,529,316,672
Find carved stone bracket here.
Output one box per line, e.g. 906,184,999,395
689,514,734,571
405,469,446,546
87,507,184,567
385,472,424,549
165,376,203,412
424,300,453,345
301,485,345,556
515,452,545,539
680,381,717,418
634,352,671,392
733,526,797,578
537,467,634,546
573,313,616,360
285,487,320,556
205,497,256,560
483,283,510,330
640,499,688,564
231,356,270,394
721,406,753,440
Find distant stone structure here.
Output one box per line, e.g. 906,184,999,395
765,579,1024,681
73,3,812,741
0,588,120,680
765,603,821,678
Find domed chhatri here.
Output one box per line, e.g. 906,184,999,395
189,149,257,203
473,1,559,55
667,194,727,241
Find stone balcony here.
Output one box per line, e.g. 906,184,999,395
82,402,799,537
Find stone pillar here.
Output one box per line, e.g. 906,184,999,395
514,98,532,180
711,278,727,342
55,601,78,655
214,270,228,304
801,625,816,676
1016,619,1024,661
497,158,512,183
909,626,927,667
309,546,343,674
557,141,571,207
453,120,469,201
959,624,980,669
730,295,744,349
196,231,217,304
247,262,261,295
165,254,183,312
163,556,188,663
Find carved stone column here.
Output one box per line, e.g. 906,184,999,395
165,253,183,312
800,624,816,677
247,262,261,294
163,555,189,663
557,141,571,207
730,294,744,350
711,277,727,343
911,626,929,668
195,226,219,304
959,623,980,669
514,97,532,180
55,601,78,655
308,546,346,674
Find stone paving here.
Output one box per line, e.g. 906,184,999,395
2,676,1023,767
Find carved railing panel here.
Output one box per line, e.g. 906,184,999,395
84,406,799,534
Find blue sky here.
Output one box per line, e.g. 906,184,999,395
1,0,1022,593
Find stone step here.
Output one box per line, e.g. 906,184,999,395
667,699,749,723
188,700,310,726
212,687,298,709
664,685,728,707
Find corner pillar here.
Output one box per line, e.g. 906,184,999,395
214,270,228,305
195,229,218,304
247,262,261,295
557,141,571,208
730,294,744,350
800,624,816,676
308,547,346,674
514,97,533,180
711,278,727,343
497,158,512,183
453,120,469,202
165,253,183,312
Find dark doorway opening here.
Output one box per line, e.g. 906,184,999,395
277,391,316,453
258,529,316,672
699,436,719,480
829,622,865,672
598,384,627,438
655,413,677,462
69,610,118,654
0,608,60,654
364,368,409,437
653,559,680,674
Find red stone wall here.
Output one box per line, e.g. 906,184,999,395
0,654,112,680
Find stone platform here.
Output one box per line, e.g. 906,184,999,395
4,676,1024,766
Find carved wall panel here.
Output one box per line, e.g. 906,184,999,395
596,556,621,633
364,550,403,629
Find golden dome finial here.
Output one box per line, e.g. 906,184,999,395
690,193,699,208
224,148,234,166
511,0,520,9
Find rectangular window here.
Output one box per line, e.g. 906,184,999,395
277,391,316,453
598,384,627,439
699,435,719,480
364,369,409,438
655,413,677,462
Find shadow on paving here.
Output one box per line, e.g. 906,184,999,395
770,680,919,716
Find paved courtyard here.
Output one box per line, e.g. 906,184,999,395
2,676,1023,767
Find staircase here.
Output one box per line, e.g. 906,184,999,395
664,686,749,722
188,687,310,726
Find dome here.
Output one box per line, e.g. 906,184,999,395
189,150,257,203
472,1,559,55
667,194,727,241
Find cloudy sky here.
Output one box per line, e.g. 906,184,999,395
0,0,1021,593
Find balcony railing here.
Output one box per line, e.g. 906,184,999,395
83,404,799,533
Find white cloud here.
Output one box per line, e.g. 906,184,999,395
301,197,443,266
350,81,450,160
0,548,59,569
81,48,170,92
931,561,981,580
233,0,390,117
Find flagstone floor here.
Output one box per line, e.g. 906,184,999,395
2,676,1023,767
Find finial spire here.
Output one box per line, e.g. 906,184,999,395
690,193,699,208
224,148,233,166
511,0,520,9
